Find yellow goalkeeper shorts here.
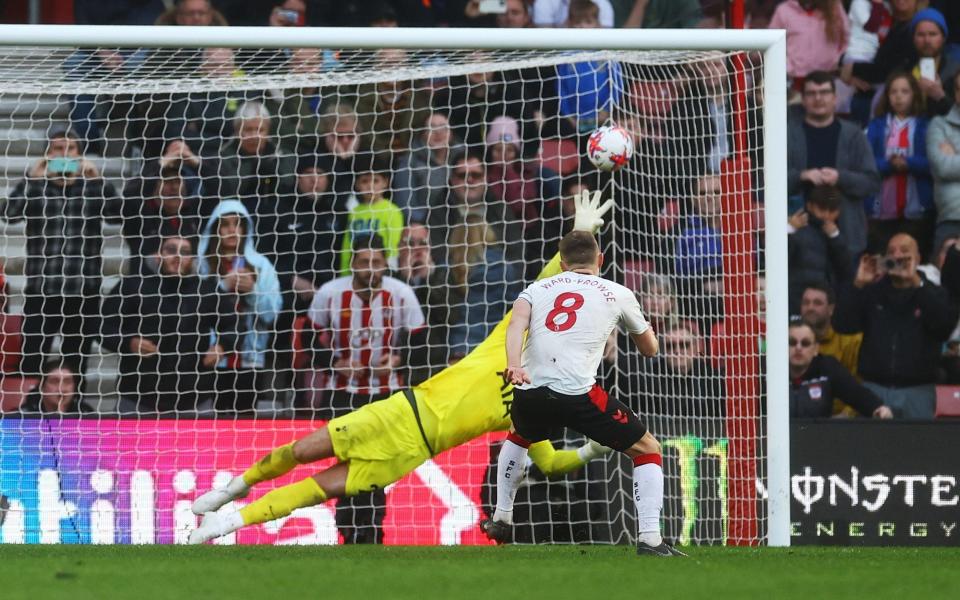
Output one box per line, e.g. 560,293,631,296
327,389,432,497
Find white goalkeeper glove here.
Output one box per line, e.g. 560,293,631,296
577,439,613,462
572,189,615,233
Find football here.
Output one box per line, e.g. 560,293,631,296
586,125,634,172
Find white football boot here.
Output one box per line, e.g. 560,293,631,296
191,476,250,515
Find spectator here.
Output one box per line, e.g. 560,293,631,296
392,224,455,381
265,48,334,154
844,0,922,88
0,127,121,379
197,201,283,414
308,233,425,415
673,175,724,323
637,274,678,336
467,0,533,28
485,116,563,272
800,283,863,378
19,361,83,415
447,213,523,358
355,49,431,162
834,233,958,418
428,151,524,267
318,103,363,201
927,75,960,256
909,7,960,117
788,72,880,258
555,0,623,134
0,272,20,376
788,318,893,419
62,48,146,155
219,101,299,275
339,154,405,275
121,163,208,269
801,282,863,416
835,0,893,116
101,234,238,415
846,0,893,66
787,185,852,312
286,155,342,301
267,0,306,27
632,321,725,438
769,0,850,83
533,0,614,27
622,0,703,29
307,233,425,544
148,47,253,160
393,112,465,225
866,71,935,256
154,0,227,26
674,55,734,175
434,53,554,150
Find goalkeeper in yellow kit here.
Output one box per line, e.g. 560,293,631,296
188,192,614,544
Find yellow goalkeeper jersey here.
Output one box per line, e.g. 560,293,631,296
415,255,562,455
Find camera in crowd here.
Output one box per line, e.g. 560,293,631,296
878,255,909,273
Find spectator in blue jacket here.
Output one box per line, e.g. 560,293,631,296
865,71,934,256
197,200,283,414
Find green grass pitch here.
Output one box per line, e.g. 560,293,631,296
1,545,956,600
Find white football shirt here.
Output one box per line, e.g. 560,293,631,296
516,271,649,395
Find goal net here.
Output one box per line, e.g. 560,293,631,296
0,32,777,546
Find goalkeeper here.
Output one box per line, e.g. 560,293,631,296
188,191,614,544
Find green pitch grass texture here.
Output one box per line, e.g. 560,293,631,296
1,546,955,600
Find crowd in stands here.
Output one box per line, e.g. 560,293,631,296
0,0,959,425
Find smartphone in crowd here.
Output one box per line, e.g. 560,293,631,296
46,157,80,175
478,0,507,14
276,9,304,26
920,57,937,81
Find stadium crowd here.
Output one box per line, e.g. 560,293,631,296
0,0,959,425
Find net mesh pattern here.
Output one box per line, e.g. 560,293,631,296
0,44,766,546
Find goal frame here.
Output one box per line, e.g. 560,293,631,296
0,24,789,547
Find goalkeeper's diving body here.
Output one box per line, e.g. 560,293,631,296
187,192,616,544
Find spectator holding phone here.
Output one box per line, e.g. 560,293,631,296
0,127,120,381
269,0,306,26
834,233,958,418
908,8,960,118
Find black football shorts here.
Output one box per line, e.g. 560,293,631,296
510,384,648,452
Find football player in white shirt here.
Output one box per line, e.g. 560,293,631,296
482,229,684,557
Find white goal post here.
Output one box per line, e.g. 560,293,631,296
0,24,788,547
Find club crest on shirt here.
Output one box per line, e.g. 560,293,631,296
809,383,822,400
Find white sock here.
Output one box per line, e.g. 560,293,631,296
226,476,250,498
492,438,529,525
220,511,245,536
633,458,664,546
